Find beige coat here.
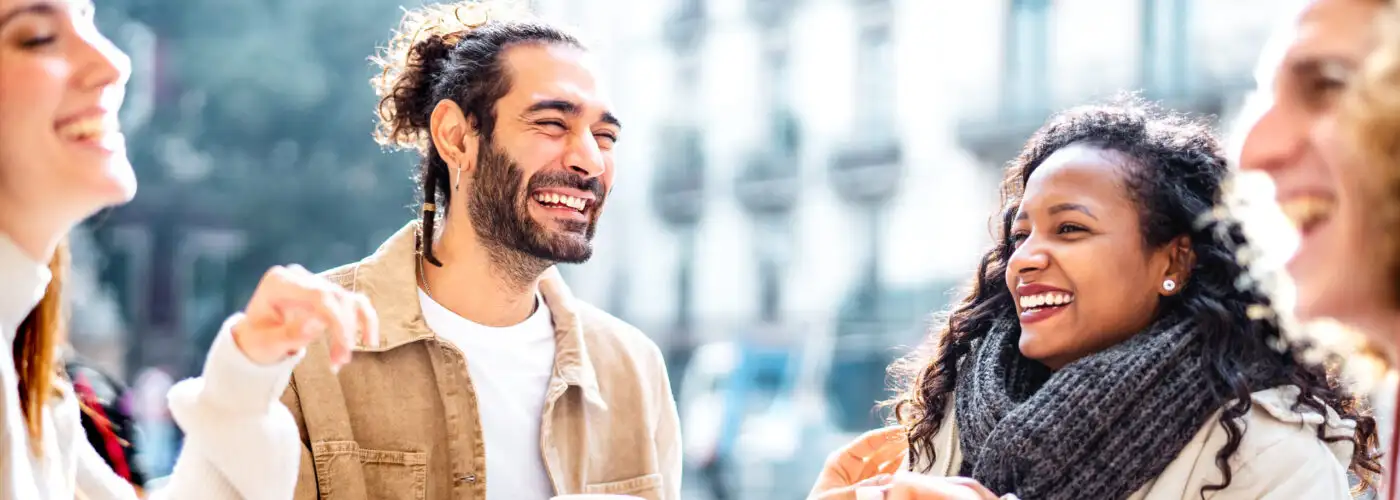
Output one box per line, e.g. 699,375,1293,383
913,386,1358,499
282,222,682,500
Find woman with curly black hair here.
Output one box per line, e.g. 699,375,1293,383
810,98,1379,500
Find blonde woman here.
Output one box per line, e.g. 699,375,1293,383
0,0,378,498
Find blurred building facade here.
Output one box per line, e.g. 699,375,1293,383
88,0,422,382
533,0,1276,396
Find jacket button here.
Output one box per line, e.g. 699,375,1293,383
457,474,477,484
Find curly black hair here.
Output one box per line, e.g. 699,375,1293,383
887,96,1381,495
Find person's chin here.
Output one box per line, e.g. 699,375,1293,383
1288,273,1326,322
1017,330,1051,359
1291,268,1380,329
87,153,137,197
555,237,593,263
69,174,137,220
99,174,137,206
111,169,138,204
1018,330,1077,367
1285,222,1341,321
532,228,592,263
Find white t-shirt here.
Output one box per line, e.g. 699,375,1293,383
418,289,558,500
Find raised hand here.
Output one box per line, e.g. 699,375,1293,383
231,264,379,369
809,425,909,499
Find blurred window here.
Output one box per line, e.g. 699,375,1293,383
1003,0,1053,116
1140,0,1192,96
855,23,896,143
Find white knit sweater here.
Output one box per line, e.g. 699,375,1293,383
0,233,303,500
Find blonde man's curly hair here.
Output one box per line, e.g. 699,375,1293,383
366,0,581,265
1221,0,1396,388
1340,1,1400,310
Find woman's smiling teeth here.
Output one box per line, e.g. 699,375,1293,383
1020,292,1074,310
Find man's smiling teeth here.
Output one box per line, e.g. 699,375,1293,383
1020,292,1074,310
57,117,115,141
534,192,588,212
1278,196,1335,231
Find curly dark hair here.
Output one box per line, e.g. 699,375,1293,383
887,96,1381,494
370,0,582,265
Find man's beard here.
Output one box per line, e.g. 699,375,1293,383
466,138,605,282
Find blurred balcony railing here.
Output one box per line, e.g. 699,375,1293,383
748,0,798,29
736,151,801,216
736,108,802,216
956,0,1259,162
665,0,707,51
832,6,901,207
828,135,903,206
652,124,707,228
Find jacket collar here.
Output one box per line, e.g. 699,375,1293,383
345,221,604,408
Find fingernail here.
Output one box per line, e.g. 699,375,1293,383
302,318,326,337
331,363,342,375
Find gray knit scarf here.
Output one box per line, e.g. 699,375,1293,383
955,318,1228,499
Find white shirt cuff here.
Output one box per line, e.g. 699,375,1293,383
172,313,304,414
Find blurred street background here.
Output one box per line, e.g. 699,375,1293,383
76,0,1278,498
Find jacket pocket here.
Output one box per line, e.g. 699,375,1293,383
584,473,663,499
311,440,428,500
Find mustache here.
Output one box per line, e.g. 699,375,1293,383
526,170,606,200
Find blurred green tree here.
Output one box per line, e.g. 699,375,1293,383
92,0,421,376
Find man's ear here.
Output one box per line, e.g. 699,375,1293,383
429,99,480,173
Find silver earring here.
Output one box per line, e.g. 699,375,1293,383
1163,279,1176,292
454,165,463,191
